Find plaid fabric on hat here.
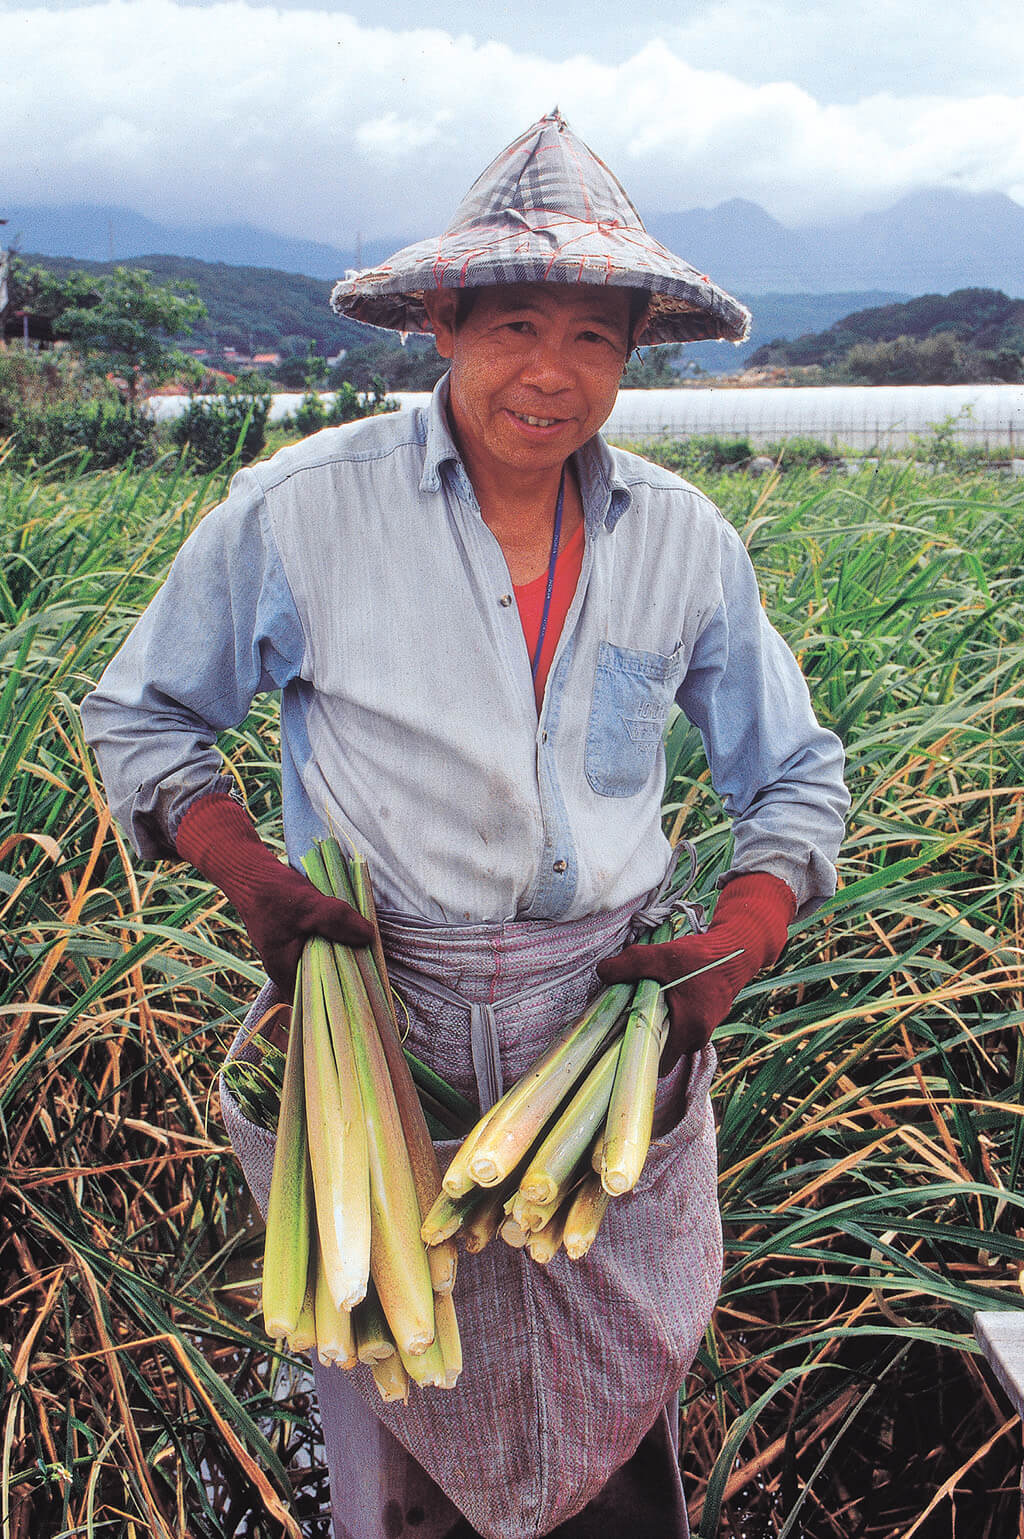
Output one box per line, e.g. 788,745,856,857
330,110,750,346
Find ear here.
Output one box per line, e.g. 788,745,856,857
422,290,458,361
630,314,652,352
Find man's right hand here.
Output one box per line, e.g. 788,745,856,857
174,793,374,997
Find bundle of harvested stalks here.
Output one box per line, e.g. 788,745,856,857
420,916,719,1268
241,838,465,1402
229,861,721,1286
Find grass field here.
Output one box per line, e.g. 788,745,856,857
1,443,1022,1538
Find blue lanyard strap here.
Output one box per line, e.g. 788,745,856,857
530,466,566,682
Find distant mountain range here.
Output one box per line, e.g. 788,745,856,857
1,203,396,287
646,189,1024,298
5,187,1023,299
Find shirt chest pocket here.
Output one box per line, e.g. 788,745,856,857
585,639,685,798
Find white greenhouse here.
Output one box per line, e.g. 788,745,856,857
600,384,1024,450
148,384,1024,452
395,384,1024,451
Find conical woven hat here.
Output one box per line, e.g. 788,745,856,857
330,111,750,346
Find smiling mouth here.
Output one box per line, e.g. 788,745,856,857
511,410,564,428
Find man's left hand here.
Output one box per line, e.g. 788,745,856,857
596,872,797,1071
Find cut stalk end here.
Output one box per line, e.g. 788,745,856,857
402,1330,435,1357
371,1355,410,1404
467,1154,503,1187
499,1216,529,1249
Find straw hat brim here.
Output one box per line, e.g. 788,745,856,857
330,214,751,347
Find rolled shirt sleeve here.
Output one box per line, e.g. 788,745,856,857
81,469,306,858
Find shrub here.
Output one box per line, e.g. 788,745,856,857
279,378,399,439
326,381,365,425
290,390,327,437
904,407,999,470
7,399,157,472
1,352,56,434
0,346,115,437
842,332,972,385
170,388,271,471
635,436,755,477
762,435,840,468
327,377,397,425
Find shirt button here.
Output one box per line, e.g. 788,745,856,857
541,730,548,743
553,859,567,874
499,593,513,607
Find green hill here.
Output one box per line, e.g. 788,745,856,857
747,288,1024,382
17,254,1023,389
19,250,373,359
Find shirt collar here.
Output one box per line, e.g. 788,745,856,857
419,374,463,495
419,373,634,533
575,430,633,534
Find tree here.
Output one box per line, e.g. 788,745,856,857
4,258,98,342
301,341,328,391
59,267,206,404
327,339,447,393
842,332,970,385
622,343,703,388
274,344,324,390
989,347,1023,382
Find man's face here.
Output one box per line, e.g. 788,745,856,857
424,283,632,488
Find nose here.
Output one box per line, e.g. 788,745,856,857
519,337,575,394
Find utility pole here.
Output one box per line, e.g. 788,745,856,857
0,218,9,344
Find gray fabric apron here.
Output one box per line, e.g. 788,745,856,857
221,898,722,1539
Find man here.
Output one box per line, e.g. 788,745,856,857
82,112,848,1539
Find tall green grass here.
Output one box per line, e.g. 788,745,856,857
664,463,1024,1536
0,454,306,1539
2,452,1022,1537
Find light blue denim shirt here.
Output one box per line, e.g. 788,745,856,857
82,377,849,924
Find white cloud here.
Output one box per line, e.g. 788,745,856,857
2,0,1022,242
13,0,1020,102
656,0,1024,102
354,111,457,158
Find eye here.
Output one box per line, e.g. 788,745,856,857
580,329,620,349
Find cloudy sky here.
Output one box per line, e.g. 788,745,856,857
3,0,1023,245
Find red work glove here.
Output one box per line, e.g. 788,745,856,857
174,794,373,997
596,872,796,1071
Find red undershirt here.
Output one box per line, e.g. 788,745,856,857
513,518,586,711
